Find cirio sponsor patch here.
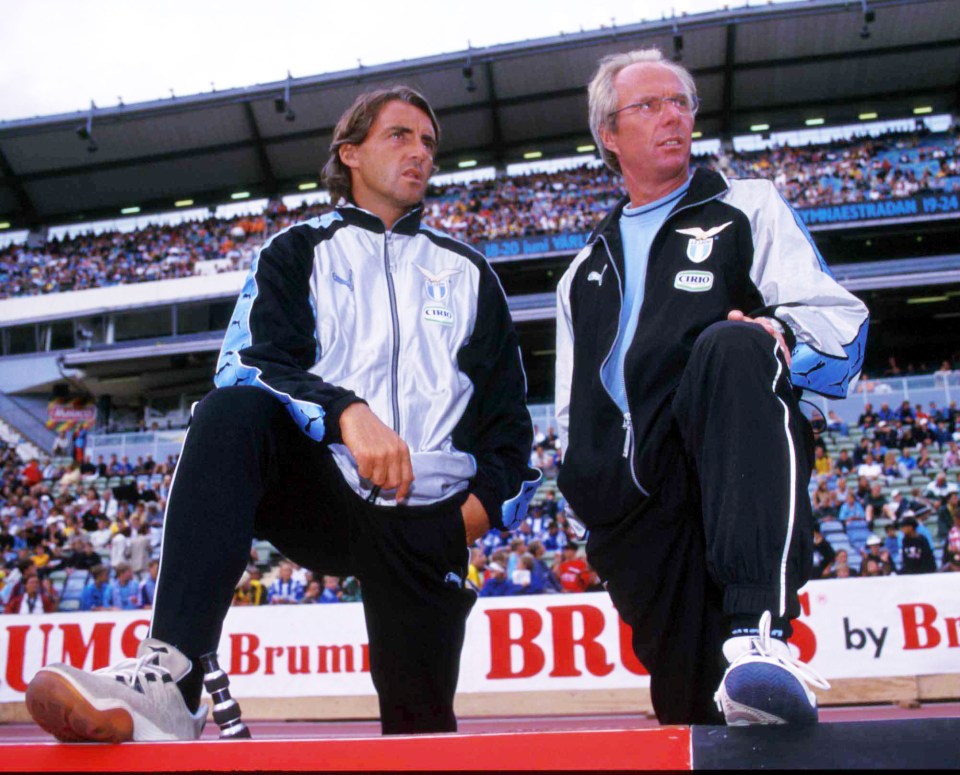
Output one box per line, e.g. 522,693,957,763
423,304,455,325
673,270,714,292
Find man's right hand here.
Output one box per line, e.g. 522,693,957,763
339,403,415,501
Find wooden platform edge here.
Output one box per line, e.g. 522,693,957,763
0,675,955,723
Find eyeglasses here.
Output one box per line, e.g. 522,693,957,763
609,94,700,119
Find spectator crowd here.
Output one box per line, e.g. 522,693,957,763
807,398,960,579
1,125,958,300
5,379,956,618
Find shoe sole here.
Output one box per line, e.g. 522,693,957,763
718,662,818,726
26,670,134,743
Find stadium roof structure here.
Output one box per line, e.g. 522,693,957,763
1,0,958,228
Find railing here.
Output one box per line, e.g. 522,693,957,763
80,373,959,463
806,372,959,425
87,430,187,464
526,372,960,435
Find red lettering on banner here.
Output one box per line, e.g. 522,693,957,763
60,623,115,670
317,645,355,673
485,608,545,679
264,646,284,675
120,620,150,658
361,644,370,673
899,603,941,650
288,646,310,674
229,633,260,674
40,623,54,667
5,626,30,692
548,605,614,678
945,617,960,649
617,618,648,675
789,592,817,664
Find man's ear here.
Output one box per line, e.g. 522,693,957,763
339,143,359,170
599,124,620,159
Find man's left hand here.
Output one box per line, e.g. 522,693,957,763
727,309,792,367
461,494,489,545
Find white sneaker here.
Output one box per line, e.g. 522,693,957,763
26,638,207,742
714,611,830,726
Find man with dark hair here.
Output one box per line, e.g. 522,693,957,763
27,86,538,743
900,516,936,574
556,48,867,726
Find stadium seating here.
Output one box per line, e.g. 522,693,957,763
0,126,957,302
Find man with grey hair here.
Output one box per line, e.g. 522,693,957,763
28,86,539,743
555,48,867,725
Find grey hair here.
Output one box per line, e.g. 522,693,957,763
587,48,697,174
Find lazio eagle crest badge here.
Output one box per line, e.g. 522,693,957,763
675,221,733,263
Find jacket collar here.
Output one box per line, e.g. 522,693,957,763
334,200,424,236
586,167,729,246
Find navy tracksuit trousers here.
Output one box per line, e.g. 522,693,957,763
150,386,475,735
586,321,816,724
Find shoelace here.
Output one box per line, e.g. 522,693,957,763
732,611,831,692
93,650,170,689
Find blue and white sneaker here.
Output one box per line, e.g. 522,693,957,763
714,611,830,726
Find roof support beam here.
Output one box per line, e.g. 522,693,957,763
485,61,505,166
243,102,277,195
720,24,736,138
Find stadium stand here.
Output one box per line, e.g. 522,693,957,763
0,126,957,300
0,369,957,614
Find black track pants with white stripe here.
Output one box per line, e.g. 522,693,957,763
150,386,475,734
586,320,815,725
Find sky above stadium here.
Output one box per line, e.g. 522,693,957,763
0,0,795,122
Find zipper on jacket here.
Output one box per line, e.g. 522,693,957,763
596,235,645,495
621,414,633,458
364,233,402,506
384,234,401,434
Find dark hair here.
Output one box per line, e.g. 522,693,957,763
321,86,440,204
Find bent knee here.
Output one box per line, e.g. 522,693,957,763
190,386,282,434
692,320,776,364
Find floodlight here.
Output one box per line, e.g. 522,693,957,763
76,101,97,152
275,71,296,122
860,1,875,38
461,63,477,93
